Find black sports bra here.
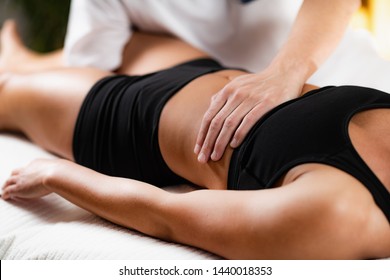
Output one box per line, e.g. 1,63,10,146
228,86,390,223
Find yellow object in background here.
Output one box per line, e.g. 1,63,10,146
370,0,390,59
352,0,390,59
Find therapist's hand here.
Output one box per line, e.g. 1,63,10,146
193,0,360,163
194,66,304,163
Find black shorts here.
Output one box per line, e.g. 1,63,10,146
73,58,227,187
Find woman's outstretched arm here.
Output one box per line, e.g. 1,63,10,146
2,158,173,239
2,159,380,259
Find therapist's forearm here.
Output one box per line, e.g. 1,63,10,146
268,0,361,81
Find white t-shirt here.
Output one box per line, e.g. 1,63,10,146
64,0,302,72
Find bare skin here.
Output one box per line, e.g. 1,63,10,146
1,0,363,164
0,25,389,259
0,20,63,73
0,19,205,76
195,0,362,163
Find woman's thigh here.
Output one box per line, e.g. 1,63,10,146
0,68,110,159
118,32,209,75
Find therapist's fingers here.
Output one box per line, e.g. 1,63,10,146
210,100,257,161
196,96,242,163
194,90,227,156
196,80,257,162
229,103,267,148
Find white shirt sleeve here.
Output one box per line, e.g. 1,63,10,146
64,0,132,71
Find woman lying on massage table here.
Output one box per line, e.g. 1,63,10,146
0,21,389,260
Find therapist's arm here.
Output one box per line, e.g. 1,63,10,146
195,0,361,163
63,0,132,71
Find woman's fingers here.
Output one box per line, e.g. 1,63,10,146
2,173,19,199
2,183,17,200
2,174,19,200
2,168,20,192
11,168,21,175
2,174,16,189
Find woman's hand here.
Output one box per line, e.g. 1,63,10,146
1,158,58,200
194,66,304,163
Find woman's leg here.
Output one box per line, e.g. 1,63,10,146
1,20,208,75
0,20,63,73
0,68,110,159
